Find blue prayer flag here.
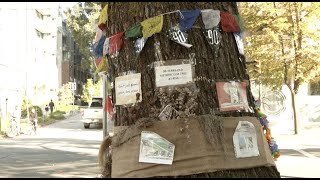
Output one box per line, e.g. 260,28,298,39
179,9,200,32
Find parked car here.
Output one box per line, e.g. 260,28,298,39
81,97,103,129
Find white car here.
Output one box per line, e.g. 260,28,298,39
81,97,103,129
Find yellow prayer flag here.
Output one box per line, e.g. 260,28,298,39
96,57,109,73
98,4,108,27
141,15,163,38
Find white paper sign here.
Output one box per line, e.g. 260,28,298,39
159,105,178,121
233,121,260,158
155,64,193,87
139,131,175,165
115,73,142,105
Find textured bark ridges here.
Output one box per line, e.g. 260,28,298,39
104,2,280,178
107,2,254,126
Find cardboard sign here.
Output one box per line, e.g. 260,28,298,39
115,73,142,105
155,64,193,87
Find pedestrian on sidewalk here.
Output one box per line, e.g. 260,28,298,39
45,105,49,117
49,100,54,114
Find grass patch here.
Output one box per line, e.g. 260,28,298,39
1,111,67,135
38,111,66,127
0,117,10,132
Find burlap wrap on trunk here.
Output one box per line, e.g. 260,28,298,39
111,116,275,178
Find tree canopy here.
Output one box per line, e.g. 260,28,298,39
64,2,101,70
82,78,102,103
240,2,320,92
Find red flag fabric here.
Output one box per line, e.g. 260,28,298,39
109,32,124,55
95,57,103,67
104,96,113,114
220,11,240,32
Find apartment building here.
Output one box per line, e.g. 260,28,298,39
0,2,90,118
58,21,91,95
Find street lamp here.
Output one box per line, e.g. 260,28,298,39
98,71,108,139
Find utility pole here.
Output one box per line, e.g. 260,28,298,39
98,72,108,139
5,98,8,117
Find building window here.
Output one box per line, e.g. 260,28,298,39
62,36,67,45
309,80,320,95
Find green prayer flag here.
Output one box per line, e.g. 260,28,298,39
125,23,143,39
234,14,245,32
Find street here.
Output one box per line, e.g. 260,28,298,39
274,128,320,178
0,113,103,178
1,114,320,178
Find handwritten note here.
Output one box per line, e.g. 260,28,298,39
115,73,142,105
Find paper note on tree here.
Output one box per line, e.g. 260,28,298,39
233,121,260,158
139,131,175,165
115,73,142,105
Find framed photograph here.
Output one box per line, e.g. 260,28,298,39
216,81,249,112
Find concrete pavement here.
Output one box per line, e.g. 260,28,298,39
273,128,320,178
0,113,103,178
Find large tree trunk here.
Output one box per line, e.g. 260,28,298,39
103,2,280,178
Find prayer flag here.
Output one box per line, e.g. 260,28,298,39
98,4,108,31
220,11,240,32
109,32,124,55
141,15,163,38
201,9,220,29
179,9,200,32
125,23,143,39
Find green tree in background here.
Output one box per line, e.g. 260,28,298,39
82,78,102,103
239,2,320,134
57,84,74,113
64,2,101,70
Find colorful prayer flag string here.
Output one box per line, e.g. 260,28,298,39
254,100,280,160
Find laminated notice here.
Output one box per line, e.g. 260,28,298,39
139,131,175,165
233,121,260,158
155,64,193,87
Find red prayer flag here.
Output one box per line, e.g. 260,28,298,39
109,32,124,55
95,57,103,67
104,96,113,114
220,11,240,32
98,23,107,32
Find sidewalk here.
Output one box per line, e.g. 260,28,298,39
273,127,320,150
0,112,80,139
273,127,320,178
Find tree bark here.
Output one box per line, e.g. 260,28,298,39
104,2,280,178
288,86,299,135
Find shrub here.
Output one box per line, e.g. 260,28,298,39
21,105,43,118
49,111,65,120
